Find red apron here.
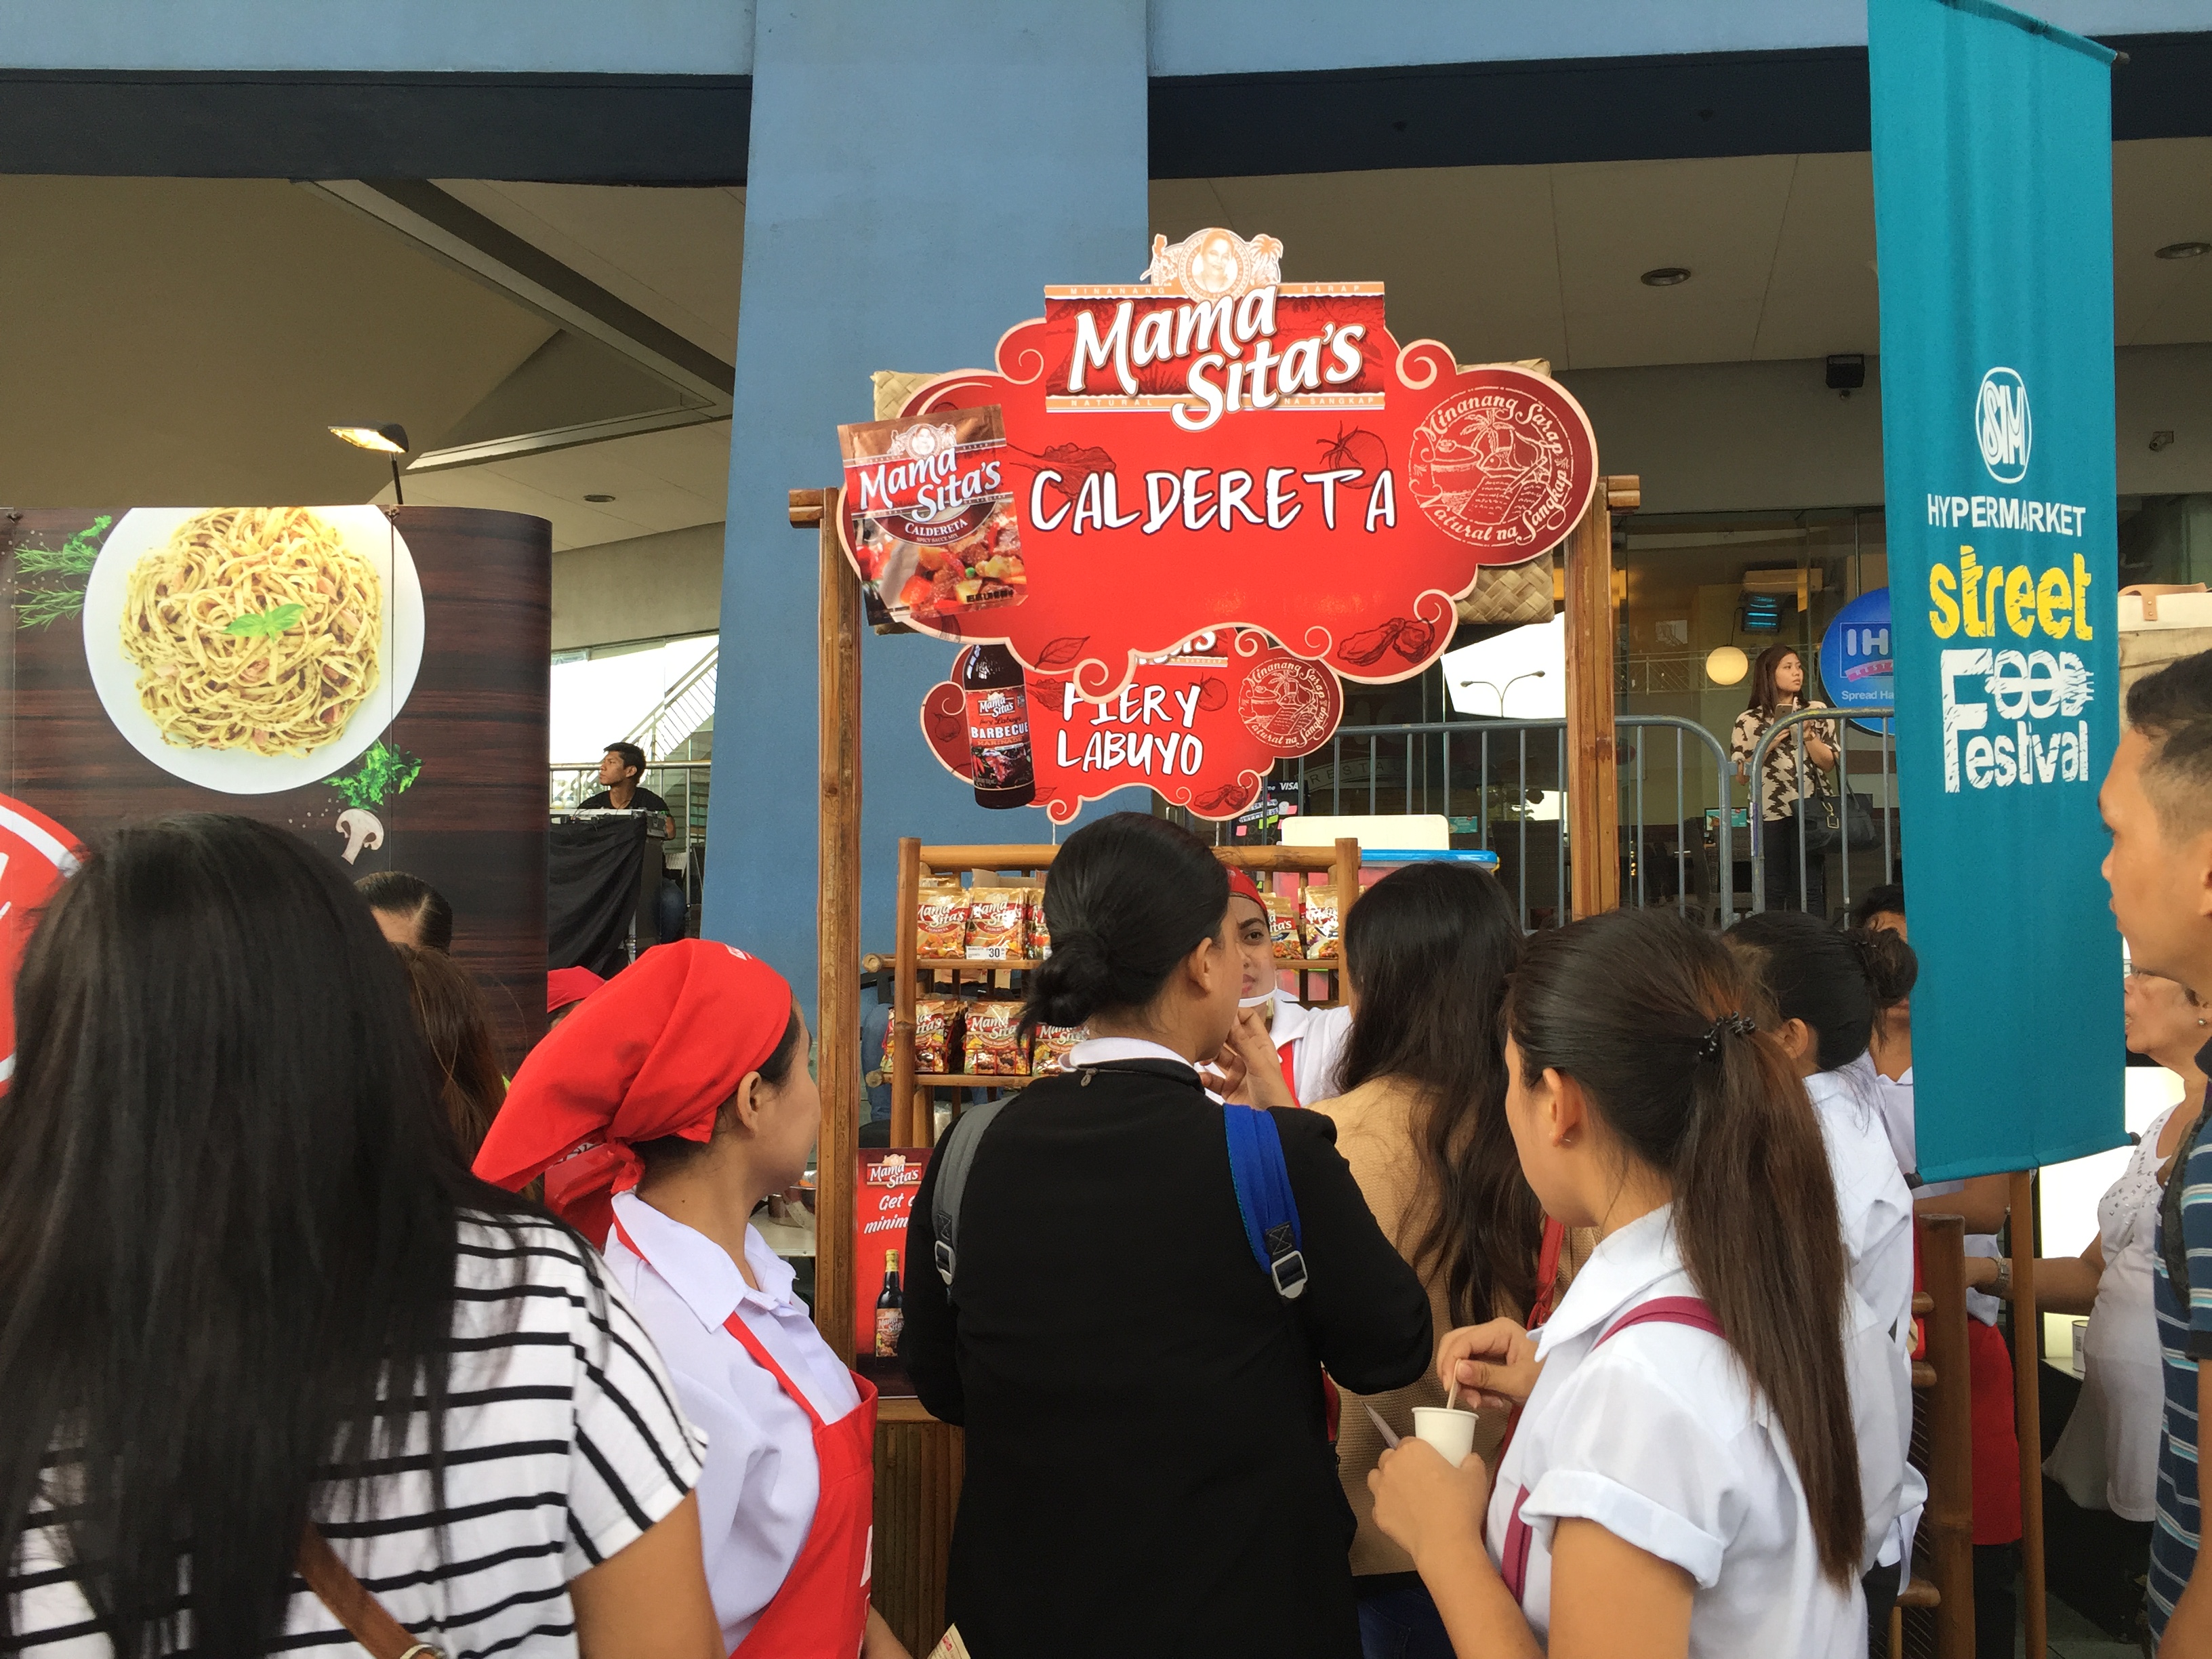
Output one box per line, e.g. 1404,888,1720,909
1277,1040,1301,1106
612,1216,878,1659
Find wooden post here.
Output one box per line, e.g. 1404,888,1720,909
1921,1213,1976,1659
892,837,921,1151
1562,474,1637,919
2011,1170,2045,1659
801,485,861,1366
1332,837,1361,922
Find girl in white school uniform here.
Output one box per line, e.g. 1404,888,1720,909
477,941,908,1659
1370,908,1866,1658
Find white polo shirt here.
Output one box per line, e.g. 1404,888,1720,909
1490,1205,1863,1656
605,1190,863,1653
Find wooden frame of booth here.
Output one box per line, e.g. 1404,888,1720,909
794,468,2035,1657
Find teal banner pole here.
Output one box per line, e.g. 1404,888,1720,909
1869,0,2123,1180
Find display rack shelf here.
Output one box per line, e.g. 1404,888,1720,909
880,835,1365,1147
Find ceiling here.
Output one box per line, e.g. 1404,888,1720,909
1151,136,2212,371
3,144,2205,556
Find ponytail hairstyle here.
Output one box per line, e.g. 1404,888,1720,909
1507,908,1862,1584
1336,863,1536,1326
1727,909,1914,1073
1022,812,1230,1034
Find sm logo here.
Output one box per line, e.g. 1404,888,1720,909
1976,367,2032,484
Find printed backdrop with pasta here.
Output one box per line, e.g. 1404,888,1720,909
0,505,553,1068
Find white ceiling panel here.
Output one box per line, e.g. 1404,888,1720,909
436,180,745,361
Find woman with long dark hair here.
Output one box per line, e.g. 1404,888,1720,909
1371,908,1865,1657
1307,863,1533,1658
899,812,1433,1659
393,941,508,1158
1729,642,1839,916
1,815,718,1659
356,867,455,951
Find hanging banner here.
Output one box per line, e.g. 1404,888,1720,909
1870,0,2121,1179
838,228,1596,705
918,628,1342,821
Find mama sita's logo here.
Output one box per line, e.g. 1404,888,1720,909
1975,367,2032,483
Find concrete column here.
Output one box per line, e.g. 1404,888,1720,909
704,0,1149,1003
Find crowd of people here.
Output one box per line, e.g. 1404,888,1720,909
2,648,2210,1659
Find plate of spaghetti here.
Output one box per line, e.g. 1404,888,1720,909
83,506,426,794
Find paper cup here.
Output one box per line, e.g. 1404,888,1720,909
1412,1406,1479,1465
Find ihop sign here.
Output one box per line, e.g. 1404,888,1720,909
1820,586,1894,735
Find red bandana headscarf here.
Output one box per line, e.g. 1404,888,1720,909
475,940,796,1247
1225,869,1265,910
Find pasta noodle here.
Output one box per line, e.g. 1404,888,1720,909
121,508,382,757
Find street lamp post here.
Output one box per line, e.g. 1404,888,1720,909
1455,668,1548,716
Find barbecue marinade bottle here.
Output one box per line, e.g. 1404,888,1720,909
962,643,1036,809
875,1248,904,1358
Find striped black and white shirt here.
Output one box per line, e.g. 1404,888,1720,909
7,1215,705,1659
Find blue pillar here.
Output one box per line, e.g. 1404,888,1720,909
705,0,1149,1008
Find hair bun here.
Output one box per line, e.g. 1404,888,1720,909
1023,928,1115,1030
1843,926,1919,1008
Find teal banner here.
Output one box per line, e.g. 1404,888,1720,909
1870,0,2122,1180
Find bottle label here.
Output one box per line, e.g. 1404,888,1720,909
966,685,1034,790
874,1307,903,1359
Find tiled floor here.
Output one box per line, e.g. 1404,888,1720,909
2020,1591,2144,1658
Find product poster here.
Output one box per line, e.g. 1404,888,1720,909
1869,0,2123,1178
855,1147,929,1393
919,628,1343,821
0,504,553,1065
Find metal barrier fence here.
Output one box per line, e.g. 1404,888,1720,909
1265,706,1901,930
1744,703,1901,919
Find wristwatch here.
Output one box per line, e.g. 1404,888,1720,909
1992,1258,2013,1297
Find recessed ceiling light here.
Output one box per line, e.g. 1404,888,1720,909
2156,241,2211,260
1641,266,1692,287
584,493,616,502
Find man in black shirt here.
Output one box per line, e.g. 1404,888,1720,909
579,741,672,840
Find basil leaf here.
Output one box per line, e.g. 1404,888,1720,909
224,602,306,638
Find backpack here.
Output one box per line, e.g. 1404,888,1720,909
930,1084,1307,1302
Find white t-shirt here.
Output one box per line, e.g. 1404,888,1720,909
1489,1206,1863,1657
605,1192,863,1653
7,1214,704,1659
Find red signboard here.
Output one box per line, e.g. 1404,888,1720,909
920,628,1340,821
840,227,1597,703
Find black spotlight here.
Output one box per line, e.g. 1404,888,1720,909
1824,354,1866,394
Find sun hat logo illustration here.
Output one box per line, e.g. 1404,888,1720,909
1975,367,2031,483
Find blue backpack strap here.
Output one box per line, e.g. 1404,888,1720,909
1223,1104,1307,1300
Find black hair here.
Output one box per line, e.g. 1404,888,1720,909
1746,642,1806,718
1727,911,1918,1072
355,868,455,952
2127,650,2212,837
1508,909,1862,1584
605,741,649,781
1022,812,1229,1032
633,1008,806,1172
1337,864,1535,1326
0,815,533,1657
1848,882,1906,929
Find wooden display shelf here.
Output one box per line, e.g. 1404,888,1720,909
881,834,1365,1149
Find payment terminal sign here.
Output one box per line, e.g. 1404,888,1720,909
1820,587,1893,736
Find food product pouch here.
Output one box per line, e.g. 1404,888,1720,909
965,886,1028,960
1028,1023,1086,1075
917,875,968,958
962,1000,1027,1074
1266,892,1303,961
1300,883,1341,960
912,998,964,1075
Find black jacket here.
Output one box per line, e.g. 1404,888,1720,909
901,1059,1433,1658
